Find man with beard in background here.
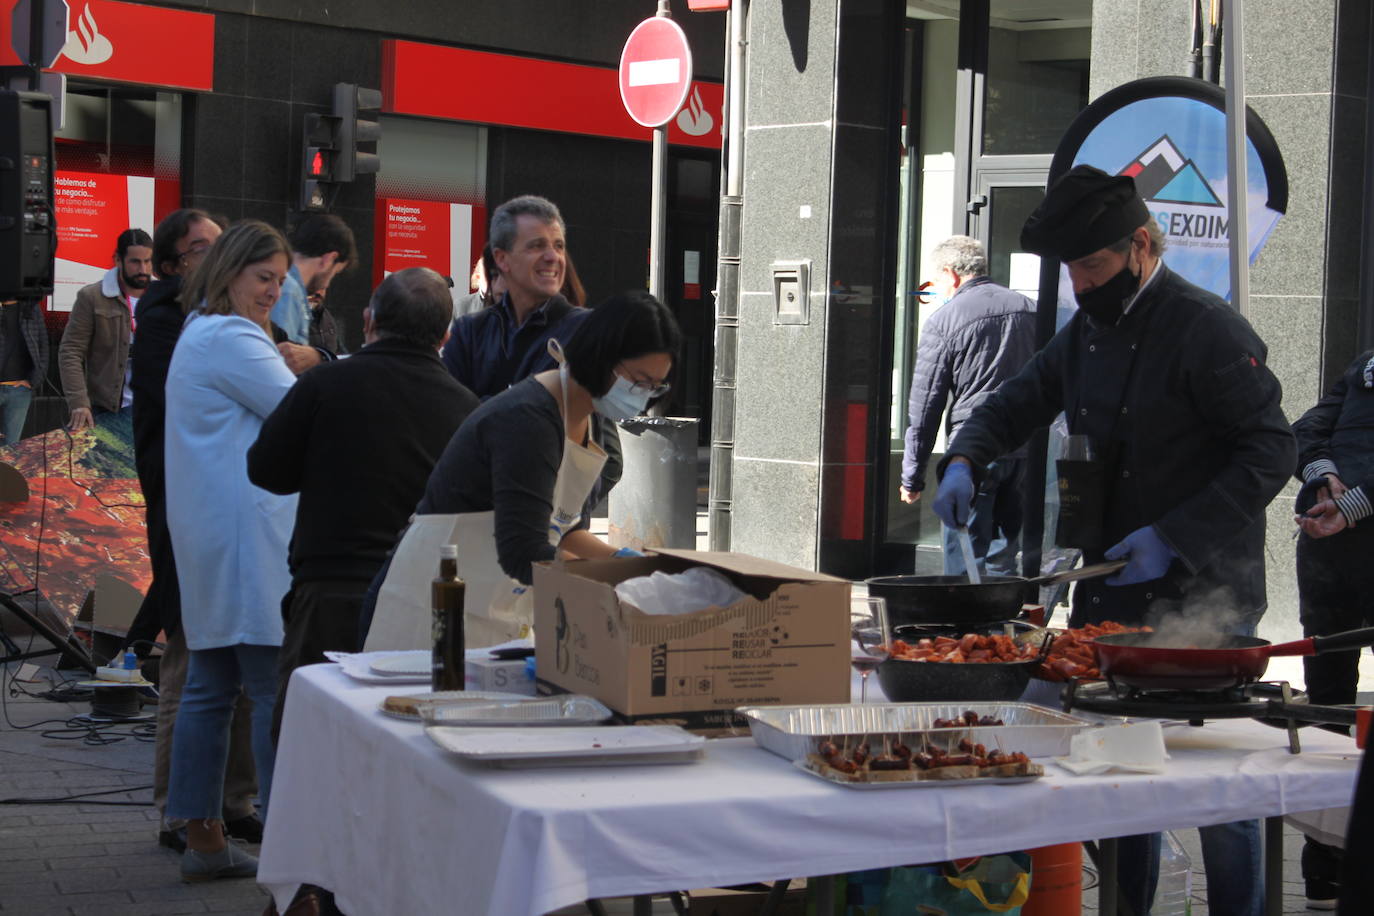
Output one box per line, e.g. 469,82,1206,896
59,228,152,429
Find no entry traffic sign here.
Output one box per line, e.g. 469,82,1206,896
618,16,693,129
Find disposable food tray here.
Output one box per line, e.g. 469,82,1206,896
792,757,1044,789
425,724,705,767
737,702,1094,761
421,695,612,727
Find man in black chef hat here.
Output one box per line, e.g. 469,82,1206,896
931,165,1295,916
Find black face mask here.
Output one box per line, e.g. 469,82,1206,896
1074,260,1140,326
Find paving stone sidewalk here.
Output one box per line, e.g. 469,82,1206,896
0,668,268,916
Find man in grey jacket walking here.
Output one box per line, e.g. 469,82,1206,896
899,235,1036,575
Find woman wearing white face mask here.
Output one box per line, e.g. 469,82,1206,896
360,290,681,650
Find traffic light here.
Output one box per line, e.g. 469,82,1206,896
299,110,339,211
332,83,381,183
0,91,56,298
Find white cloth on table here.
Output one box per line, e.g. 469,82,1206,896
259,664,1363,916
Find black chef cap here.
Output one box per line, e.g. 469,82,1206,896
1020,165,1150,261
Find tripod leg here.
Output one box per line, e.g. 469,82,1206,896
0,592,96,673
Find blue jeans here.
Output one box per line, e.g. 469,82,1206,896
0,384,34,445
940,457,1024,577
166,644,279,822
1119,611,1265,916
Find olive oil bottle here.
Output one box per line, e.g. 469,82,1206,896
431,544,466,691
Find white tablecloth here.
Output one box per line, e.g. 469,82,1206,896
258,664,1363,916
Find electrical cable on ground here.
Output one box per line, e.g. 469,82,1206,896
0,784,154,807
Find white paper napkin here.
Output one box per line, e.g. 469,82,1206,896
1055,721,1168,775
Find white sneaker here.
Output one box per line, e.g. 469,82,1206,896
180,843,258,882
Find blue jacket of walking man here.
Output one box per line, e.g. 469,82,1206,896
899,235,1036,577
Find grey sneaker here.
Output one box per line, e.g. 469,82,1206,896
180,843,258,882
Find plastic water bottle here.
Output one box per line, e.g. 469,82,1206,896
1154,831,1193,914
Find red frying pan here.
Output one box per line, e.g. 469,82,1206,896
1092,627,1374,690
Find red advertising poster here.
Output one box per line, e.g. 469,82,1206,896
383,40,723,150
51,169,154,312
0,0,216,91
379,198,485,293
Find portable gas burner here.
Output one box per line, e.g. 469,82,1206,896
1062,678,1358,754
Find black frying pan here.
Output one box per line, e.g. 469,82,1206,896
866,561,1125,628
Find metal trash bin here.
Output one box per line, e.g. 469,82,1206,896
607,417,698,550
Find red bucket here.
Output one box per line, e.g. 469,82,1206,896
1021,843,1082,916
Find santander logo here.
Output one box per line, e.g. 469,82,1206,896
675,86,714,137
60,4,115,66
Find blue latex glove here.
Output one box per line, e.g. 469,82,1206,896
612,547,644,558
1104,526,1176,585
932,461,975,529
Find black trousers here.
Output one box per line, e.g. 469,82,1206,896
1339,745,1374,914
1295,523,1373,892
1296,524,1374,708
124,464,182,651
273,578,371,742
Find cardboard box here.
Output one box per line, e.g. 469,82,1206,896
533,548,851,727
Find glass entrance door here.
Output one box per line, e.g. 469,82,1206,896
877,0,1092,576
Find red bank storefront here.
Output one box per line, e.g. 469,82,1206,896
376,39,723,421
375,38,723,295
2,0,216,310
13,2,725,420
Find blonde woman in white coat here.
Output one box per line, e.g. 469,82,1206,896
163,220,297,882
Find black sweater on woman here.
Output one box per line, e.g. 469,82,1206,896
417,377,597,585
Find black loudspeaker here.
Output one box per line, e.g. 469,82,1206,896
0,90,56,299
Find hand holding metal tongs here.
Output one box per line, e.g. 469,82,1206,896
955,527,982,585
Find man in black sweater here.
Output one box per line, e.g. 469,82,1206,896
248,268,479,735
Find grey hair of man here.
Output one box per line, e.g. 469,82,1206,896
929,235,988,280
367,267,453,348
489,195,565,253
1106,217,1169,258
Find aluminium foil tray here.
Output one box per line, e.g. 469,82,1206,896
737,702,1095,761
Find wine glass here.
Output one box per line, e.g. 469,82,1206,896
851,596,891,704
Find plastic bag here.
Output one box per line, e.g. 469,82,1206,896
613,567,748,615
808,856,1031,916
882,855,1031,915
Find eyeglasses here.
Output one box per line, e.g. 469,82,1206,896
618,365,671,398
175,241,211,263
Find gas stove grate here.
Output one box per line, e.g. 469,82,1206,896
1060,679,1357,754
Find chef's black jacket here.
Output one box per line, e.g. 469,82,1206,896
941,264,1296,627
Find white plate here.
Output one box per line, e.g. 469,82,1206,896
368,653,434,678
792,757,1044,789
377,691,532,722
425,724,705,767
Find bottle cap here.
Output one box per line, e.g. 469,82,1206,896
440,544,458,559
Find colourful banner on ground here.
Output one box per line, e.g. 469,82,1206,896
0,413,147,628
